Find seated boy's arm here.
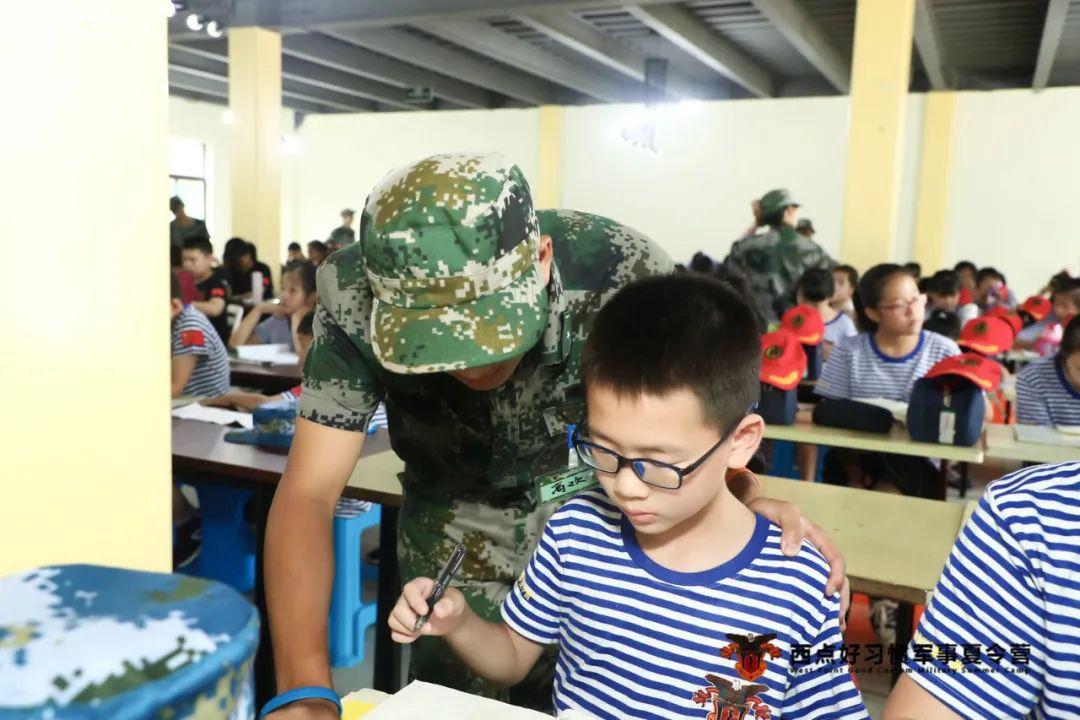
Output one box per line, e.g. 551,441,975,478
389,578,545,688
171,354,197,397
193,297,225,317
882,676,963,720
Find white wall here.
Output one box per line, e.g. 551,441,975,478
947,86,1080,295
291,108,540,245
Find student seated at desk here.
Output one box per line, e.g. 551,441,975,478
181,234,233,344
798,268,856,362
882,461,1080,719
229,261,316,352
390,275,868,720
816,263,960,495
1016,314,1080,427
170,271,230,399
223,237,274,302
1014,276,1080,355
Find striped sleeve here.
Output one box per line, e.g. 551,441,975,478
902,473,1052,718
815,334,854,399
1016,362,1053,426
783,590,868,719
501,515,564,646
172,318,210,358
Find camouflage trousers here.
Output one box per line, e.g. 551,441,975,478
397,489,558,711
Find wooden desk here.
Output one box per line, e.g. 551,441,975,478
171,419,401,704
763,419,985,463
229,360,302,394
984,423,1080,464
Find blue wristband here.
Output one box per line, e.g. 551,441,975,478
259,686,342,719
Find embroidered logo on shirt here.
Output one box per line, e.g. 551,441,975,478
692,674,771,720
721,633,781,681
180,330,205,347
515,571,532,602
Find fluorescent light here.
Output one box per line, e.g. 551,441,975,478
186,13,203,31
206,20,223,38
166,0,177,18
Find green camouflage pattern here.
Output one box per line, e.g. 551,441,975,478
361,153,546,374
724,224,834,326
300,154,672,697
0,565,258,720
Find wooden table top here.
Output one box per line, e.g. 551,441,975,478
171,418,402,506
760,475,972,605
983,423,1080,465
762,419,985,463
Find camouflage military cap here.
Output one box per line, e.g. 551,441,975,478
361,152,546,374
759,189,799,218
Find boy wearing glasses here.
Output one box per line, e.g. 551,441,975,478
390,274,867,719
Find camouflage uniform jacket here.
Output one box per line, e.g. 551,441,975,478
724,224,834,326
300,209,673,506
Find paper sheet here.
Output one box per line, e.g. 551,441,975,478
1014,424,1080,447
171,403,254,429
853,396,909,423
234,344,299,365
359,681,552,720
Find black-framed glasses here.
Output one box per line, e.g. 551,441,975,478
570,406,754,490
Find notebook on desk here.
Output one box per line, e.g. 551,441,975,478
234,344,299,365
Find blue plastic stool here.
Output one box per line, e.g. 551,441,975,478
769,440,826,482
184,483,256,594
328,499,381,668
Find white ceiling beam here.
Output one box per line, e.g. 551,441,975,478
626,4,773,98
913,0,951,90
1033,0,1071,90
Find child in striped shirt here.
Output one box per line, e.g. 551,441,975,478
170,271,230,399
816,263,960,495
390,275,867,720
1016,314,1080,427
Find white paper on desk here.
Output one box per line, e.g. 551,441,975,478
171,403,254,429
361,681,555,720
853,396,909,423
233,344,299,365
1057,425,1080,436
1014,424,1080,447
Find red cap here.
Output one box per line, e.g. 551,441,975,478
780,304,825,345
985,306,1023,335
958,316,1015,355
958,287,973,306
1019,295,1051,322
925,352,1004,392
760,330,807,390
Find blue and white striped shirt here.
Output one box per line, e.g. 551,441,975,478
172,305,230,398
822,311,858,347
815,331,960,402
1016,356,1080,427
903,462,1080,719
502,491,868,719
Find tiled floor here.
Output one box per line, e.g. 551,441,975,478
331,457,1025,718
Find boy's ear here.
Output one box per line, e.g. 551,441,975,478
726,413,764,469
170,298,184,316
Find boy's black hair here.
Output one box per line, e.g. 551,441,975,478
223,237,252,266
834,264,859,290
282,260,317,296
1052,277,1080,309
954,260,976,275
170,244,182,269
926,269,961,297
288,242,302,252
923,308,961,340
903,262,922,279
181,234,213,255
581,274,761,431
712,264,759,332
689,252,714,274
1061,314,1080,356
247,241,259,261
297,310,316,338
976,267,1005,286
169,196,184,213
796,267,834,304
855,263,913,333
170,271,182,301
307,240,328,254
917,277,931,294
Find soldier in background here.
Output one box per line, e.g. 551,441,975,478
170,195,209,255
724,189,833,327
327,208,356,248
263,154,849,718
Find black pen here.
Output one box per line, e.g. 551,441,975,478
413,542,467,632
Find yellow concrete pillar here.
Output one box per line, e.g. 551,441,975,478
229,28,282,279
1,1,170,573
536,105,564,209
840,0,917,268
912,92,956,272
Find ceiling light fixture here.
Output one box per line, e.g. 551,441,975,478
206,20,223,37
186,13,204,31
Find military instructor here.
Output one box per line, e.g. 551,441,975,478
263,154,848,718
